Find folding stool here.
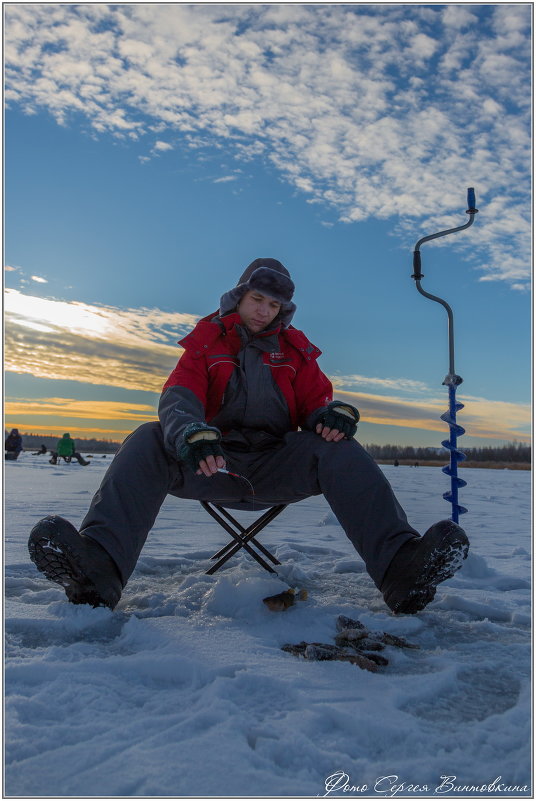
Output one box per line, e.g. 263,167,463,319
201,501,287,574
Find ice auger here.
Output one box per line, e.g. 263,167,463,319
411,188,478,523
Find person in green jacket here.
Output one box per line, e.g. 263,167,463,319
49,434,89,466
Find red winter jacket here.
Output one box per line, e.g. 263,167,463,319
160,311,333,455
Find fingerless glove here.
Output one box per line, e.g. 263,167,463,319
178,422,224,470
317,402,360,439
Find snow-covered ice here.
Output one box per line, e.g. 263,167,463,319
4,453,532,797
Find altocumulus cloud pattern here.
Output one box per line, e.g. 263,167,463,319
4,4,531,287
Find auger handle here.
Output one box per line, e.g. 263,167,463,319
414,187,478,256
412,187,479,380
466,187,478,213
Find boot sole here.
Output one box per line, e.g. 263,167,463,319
28,519,113,608
390,524,469,614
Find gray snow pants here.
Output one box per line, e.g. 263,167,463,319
80,421,418,589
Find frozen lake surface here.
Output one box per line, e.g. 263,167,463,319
4,453,532,797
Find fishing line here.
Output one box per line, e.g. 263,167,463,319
217,467,256,510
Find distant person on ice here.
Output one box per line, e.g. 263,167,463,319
5,429,23,460
28,258,469,611
49,433,89,466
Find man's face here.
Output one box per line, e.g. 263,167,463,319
237,290,281,334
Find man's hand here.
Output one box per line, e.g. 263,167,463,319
196,453,226,477
315,423,346,442
179,423,226,475
315,402,360,442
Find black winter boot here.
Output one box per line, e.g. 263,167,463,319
380,520,469,614
28,515,123,609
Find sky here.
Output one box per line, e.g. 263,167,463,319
4,2,532,448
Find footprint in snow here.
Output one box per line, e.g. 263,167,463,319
403,667,521,723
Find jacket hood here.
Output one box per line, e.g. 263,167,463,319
219,258,296,328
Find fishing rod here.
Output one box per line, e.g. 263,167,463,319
411,188,479,523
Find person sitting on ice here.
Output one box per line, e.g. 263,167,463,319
32,444,48,455
28,258,469,612
49,433,89,466
5,428,23,460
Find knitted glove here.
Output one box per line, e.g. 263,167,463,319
316,402,360,439
178,422,224,471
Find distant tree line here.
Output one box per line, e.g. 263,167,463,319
364,442,531,464
8,433,121,454
6,432,531,463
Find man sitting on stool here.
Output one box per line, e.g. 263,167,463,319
49,433,89,466
29,258,469,612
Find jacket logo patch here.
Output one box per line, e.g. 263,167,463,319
269,352,285,359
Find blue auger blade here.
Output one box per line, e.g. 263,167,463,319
441,397,465,413
440,404,466,435
441,441,467,465
442,492,468,517
441,384,467,523
440,418,466,437
441,467,467,487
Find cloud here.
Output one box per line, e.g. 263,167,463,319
4,397,157,439
30,275,48,283
332,374,430,394
5,265,18,272
331,375,531,442
441,6,479,30
4,4,531,287
5,397,157,422
4,288,197,392
333,388,530,443
3,422,139,439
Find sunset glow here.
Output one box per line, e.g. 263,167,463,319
5,5,530,450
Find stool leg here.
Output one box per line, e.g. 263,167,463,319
210,505,284,564
202,503,285,574
206,538,277,574
202,503,276,573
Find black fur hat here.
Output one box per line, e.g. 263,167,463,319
219,258,296,328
